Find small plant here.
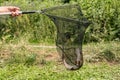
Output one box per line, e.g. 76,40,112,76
25,53,37,66
100,49,115,62
91,48,117,63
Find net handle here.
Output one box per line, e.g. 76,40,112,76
0,11,43,15
0,4,79,16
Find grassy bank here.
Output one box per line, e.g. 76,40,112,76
0,41,120,80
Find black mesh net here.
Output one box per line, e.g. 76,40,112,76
43,4,90,70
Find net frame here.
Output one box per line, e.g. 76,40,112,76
43,4,91,70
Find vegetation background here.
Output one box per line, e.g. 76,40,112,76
0,0,119,44
0,0,120,80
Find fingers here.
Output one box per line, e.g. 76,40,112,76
11,12,19,17
8,6,20,16
11,9,21,17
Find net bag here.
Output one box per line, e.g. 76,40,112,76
43,4,90,70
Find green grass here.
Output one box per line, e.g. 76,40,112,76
0,62,119,80
0,41,120,80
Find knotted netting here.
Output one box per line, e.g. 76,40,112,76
43,4,90,70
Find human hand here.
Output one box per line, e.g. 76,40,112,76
0,6,20,16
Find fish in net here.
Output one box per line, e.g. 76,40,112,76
43,4,91,70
